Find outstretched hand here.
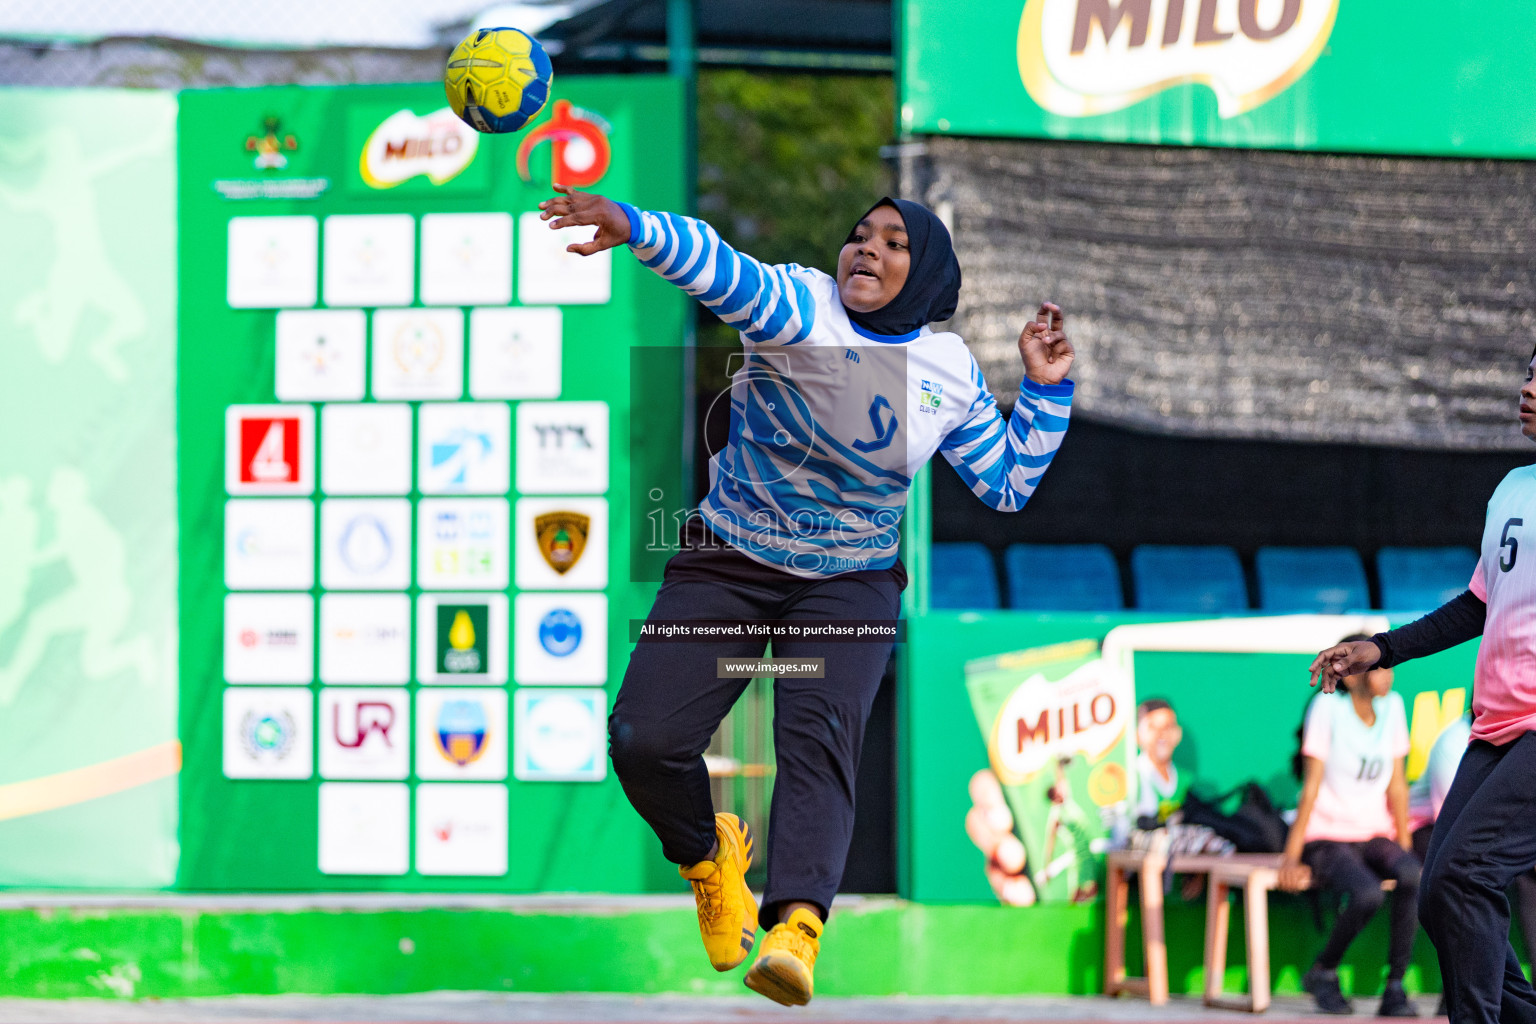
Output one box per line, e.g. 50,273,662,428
1308,640,1382,693
1019,302,1074,386
537,183,630,256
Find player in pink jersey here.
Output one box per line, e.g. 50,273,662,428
1311,348,1536,1024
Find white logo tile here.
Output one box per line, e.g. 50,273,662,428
415,592,508,685
514,688,608,782
224,499,314,590
468,307,561,399
514,592,608,685
515,497,608,591
320,403,412,496
319,688,409,780
275,309,366,401
517,211,611,305
319,498,412,590
322,214,415,307
515,400,609,494
318,782,409,875
223,593,314,684
227,216,317,309
417,498,508,590
223,686,313,779
370,308,464,400
418,402,510,495
319,593,410,684
226,404,315,497
420,213,513,306
415,688,508,781
415,783,508,876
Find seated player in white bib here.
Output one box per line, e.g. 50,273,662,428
539,183,1076,1006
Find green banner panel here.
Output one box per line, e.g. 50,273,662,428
176,78,687,890
900,0,1536,156
904,611,1480,905
0,88,180,887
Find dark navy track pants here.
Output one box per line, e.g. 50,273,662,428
608,533,900,927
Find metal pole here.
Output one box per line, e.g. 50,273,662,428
668,0,700,506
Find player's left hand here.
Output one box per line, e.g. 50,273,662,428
1019,302,1074,386
537,183,630,256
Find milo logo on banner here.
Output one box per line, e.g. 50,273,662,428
437,604,488,675
966,639,1134,904
1018,0,1338,118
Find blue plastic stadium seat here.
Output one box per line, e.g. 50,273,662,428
930,542,1000,610
1004,543,1124,611
1131,545,1248,614
1255,547,1369,614
1378,547,1478,612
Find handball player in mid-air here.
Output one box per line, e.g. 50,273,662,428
540,182,1076,1005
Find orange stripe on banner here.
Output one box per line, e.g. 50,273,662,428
0,741,182,822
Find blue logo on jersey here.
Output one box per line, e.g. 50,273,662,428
538,608,583,657
851,394,898,453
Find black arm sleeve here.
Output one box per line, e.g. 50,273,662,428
1370,589,1487,669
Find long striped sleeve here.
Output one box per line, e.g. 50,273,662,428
939,364,1073,512
615,202,817,346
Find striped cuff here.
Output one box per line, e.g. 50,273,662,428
1020,376,1075,400
614,200,643,246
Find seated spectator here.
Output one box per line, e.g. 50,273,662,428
1281,634,1420,1017
1135,698,1187,826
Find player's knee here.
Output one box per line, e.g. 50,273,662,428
1394,859,1422,895
607,715,681,779
1418,866,1460,931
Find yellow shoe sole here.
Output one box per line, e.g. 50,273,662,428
744,952,813,1006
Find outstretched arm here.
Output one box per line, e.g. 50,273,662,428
940,303,1075,512
539,184,816,346
1308,589,1486,693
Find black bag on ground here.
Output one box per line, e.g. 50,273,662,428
1180,782,1288,854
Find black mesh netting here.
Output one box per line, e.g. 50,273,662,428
913,135,1536,451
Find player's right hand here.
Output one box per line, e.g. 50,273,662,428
1307,640,1382,693
538,184,630,256
965,768,1037,907
1277,857,1312,893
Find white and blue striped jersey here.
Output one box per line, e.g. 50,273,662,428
617,203,1074,579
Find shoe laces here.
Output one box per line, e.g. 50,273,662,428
681,859,725,922
767,922,817,962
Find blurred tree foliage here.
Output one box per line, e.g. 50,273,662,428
694,69,894,346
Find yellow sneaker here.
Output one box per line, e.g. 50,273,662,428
744,907,822,1006
678,812,758,971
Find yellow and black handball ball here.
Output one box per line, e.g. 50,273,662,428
444,27,554,134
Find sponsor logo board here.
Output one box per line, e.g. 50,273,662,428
514,688,607,782
359,108,480,190
517,210,611,305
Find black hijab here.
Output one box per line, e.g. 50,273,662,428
842,197,962,337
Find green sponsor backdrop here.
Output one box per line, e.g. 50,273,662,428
900,0,1536,157
177,79,687,890
0,88,180,887
903,610,1480,904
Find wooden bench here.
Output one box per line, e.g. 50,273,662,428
1105,848,1395,1013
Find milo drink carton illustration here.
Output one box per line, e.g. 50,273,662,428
965,638,1134,903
